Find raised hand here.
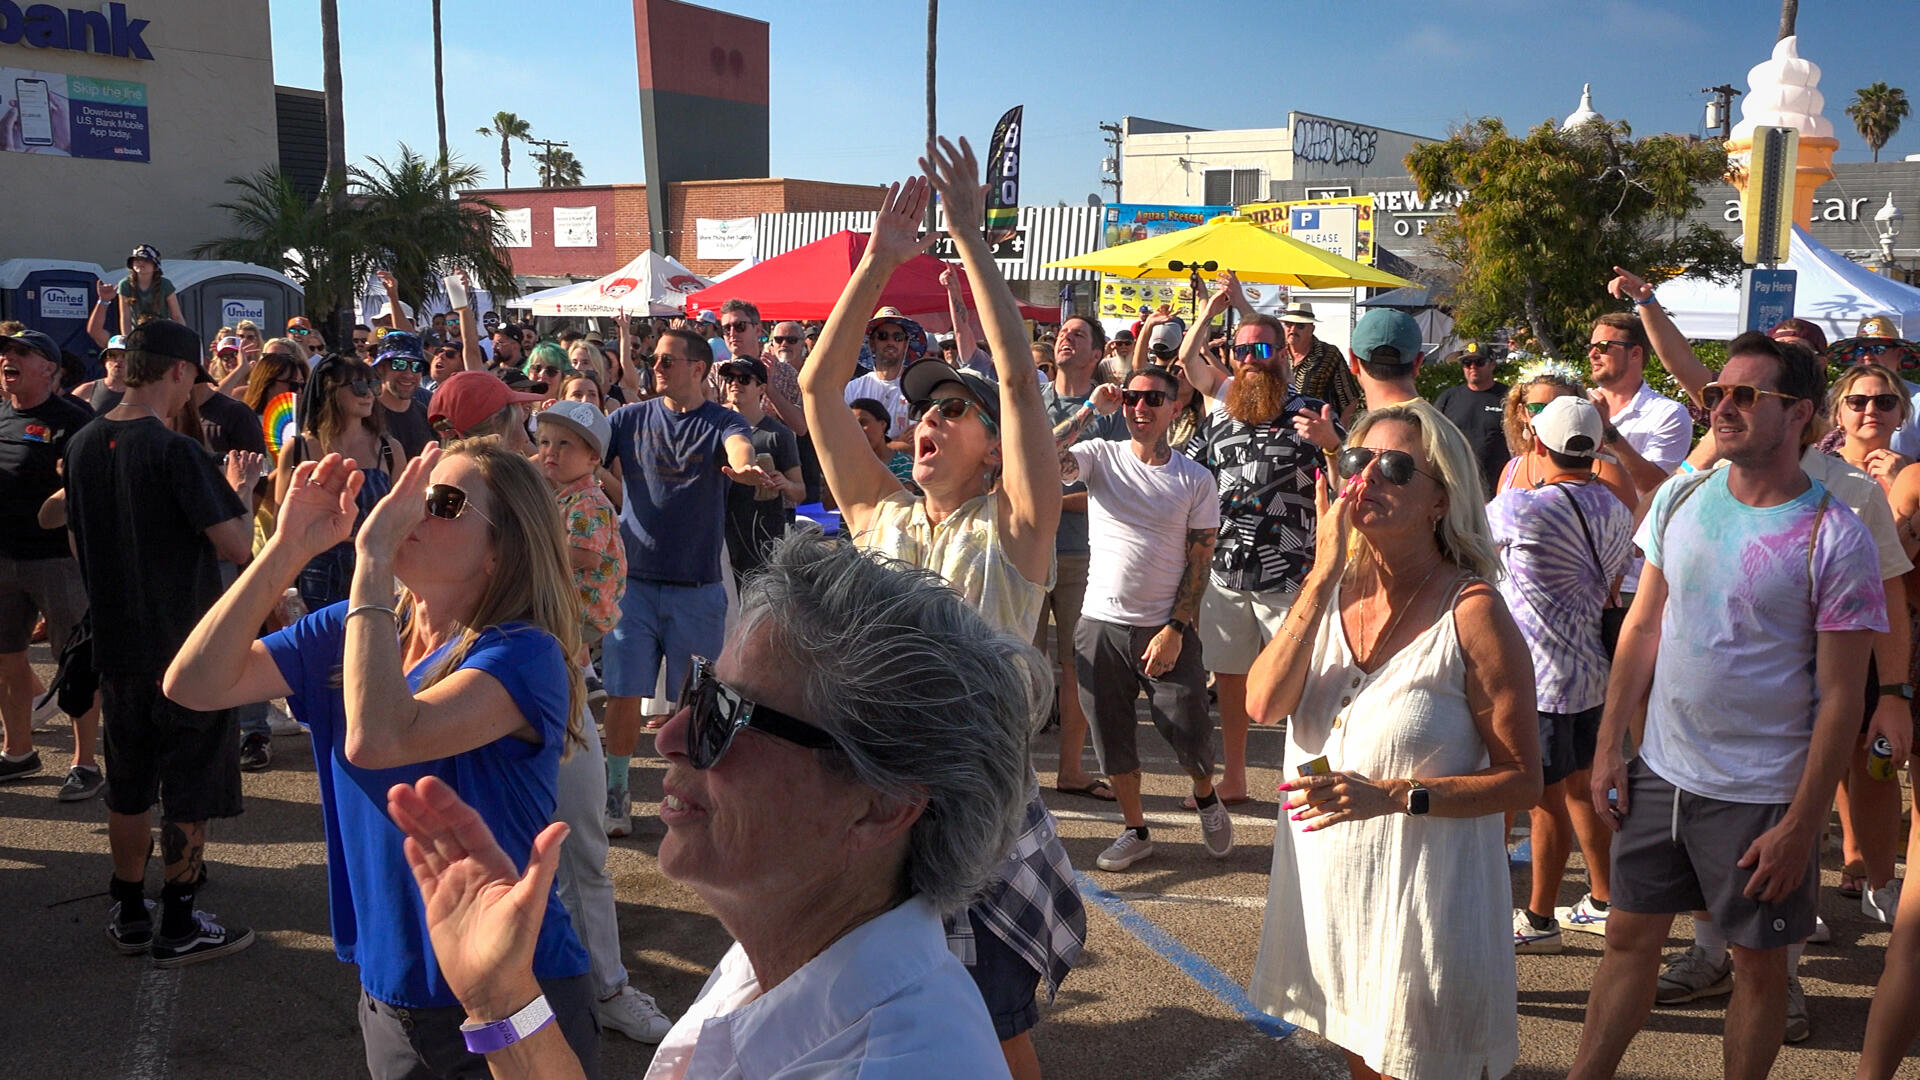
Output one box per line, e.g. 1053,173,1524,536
920,136,985,238
1292,404,1340,452
276,453,364,560
225,450,265,493
939,266,962,294
1608,266,1653,304
866,176,935,269
388,777,567,1019
1089,383,1122,415
357,443,439,561
1312,467,1352,572
377,269,400,296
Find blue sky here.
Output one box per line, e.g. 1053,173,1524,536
267,0,1920,203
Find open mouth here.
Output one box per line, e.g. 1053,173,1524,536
0,366,20,380
916,433,938,461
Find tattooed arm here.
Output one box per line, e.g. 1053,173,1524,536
1142,526,1216,678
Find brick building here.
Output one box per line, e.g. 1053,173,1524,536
466,178,884,288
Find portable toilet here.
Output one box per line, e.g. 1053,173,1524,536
0,259,108,371
108,260,305,346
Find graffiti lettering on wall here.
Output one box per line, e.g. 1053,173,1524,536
1293,117,1378,168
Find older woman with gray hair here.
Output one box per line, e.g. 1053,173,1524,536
385,531,1046,1079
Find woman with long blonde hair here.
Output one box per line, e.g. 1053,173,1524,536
1245,399,1541,1080
164,438,596,1077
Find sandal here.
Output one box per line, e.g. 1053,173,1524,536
1055,779,1117,802
1840,860,1867,899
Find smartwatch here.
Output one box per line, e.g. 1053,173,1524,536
1167,618,1193,636
459,994,554,1055
1405,780,1430,816
1879,683,1916,701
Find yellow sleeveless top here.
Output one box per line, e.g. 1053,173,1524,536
854,491,1051,638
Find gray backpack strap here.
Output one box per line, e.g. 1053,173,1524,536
1654,469,1714,554
1806,492,1831,606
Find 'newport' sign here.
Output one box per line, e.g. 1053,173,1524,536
0,2,153,60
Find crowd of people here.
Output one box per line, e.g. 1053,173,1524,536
4,137,1920,1080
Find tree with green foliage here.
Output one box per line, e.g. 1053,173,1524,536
475,111,532,188
193,167,368,336
1846,83,1910,163
532,146,584,188
1407,117,1744,362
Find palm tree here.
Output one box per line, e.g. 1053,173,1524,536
1847,83,1911,162
475,111,532,188
924,0,937,231
431,0,447,166
353,145,518,310
192,168,368,320
320,0,351,341
532,147,585,187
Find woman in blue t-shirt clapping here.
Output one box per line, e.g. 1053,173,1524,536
166,438,600,1079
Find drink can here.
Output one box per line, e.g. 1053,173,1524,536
1868,736,1899,782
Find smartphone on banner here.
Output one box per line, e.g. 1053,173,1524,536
16,79,54,147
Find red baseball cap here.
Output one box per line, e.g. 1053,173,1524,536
428,371,545,438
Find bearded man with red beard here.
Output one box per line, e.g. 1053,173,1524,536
1190,313,1341,804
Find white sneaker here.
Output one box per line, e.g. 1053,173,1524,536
1196,799,1234,858
1654,945,1732,1005
1554,893,1610,936
266,702,304,736
1809,914,1831,944
1864,879,1903,925
596,985,673,1044
605,784,632,839
1095,829,1154,871
1513,908,1564,954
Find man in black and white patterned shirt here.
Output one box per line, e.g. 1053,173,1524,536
1195,313,1341,803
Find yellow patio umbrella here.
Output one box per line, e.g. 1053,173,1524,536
1047,213,1412,290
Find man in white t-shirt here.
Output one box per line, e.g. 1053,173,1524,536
842,307,921,438
1060,367,1227,872
1570,334,1885,1080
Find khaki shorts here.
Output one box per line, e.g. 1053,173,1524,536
1033,552,1090,664
1199,580,1293,675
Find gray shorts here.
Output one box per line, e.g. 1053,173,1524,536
1609,757,1817,951
1073,616,1213,777
0,554,87,655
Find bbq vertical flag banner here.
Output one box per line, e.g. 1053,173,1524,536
983,106,1023,245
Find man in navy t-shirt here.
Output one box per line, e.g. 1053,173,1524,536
600,327,779,836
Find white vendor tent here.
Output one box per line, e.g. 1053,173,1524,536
1654,226,1920,341
523,251,712,317
711,256,758,284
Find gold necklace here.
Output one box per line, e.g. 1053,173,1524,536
1356,558,1445,667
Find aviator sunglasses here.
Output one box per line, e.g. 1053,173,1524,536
679,655,838,769
1336,446,1442,487
423,483,495,526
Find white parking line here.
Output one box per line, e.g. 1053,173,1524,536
1109,891,1270,910
1048,806,1275,831
119,966,180,1080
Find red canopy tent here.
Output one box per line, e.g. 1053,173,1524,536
683,230,1057,329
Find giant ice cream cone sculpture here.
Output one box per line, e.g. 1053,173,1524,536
1724,35,1837,230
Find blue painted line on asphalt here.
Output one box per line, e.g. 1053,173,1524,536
1074,870,1296,1039
1510,838,1532,867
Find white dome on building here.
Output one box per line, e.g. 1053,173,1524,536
1560,84,1604,132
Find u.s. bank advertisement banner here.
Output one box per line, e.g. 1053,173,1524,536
1,67,149,161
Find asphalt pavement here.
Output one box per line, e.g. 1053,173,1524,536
1,641,1908,1079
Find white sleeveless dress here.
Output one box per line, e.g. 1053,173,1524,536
1248,576,1518,1080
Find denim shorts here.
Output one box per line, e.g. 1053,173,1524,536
600,579,726,702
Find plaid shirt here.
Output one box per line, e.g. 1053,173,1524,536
945,785,1087,1000
764,354,802,411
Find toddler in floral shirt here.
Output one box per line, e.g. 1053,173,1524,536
535,402,625,641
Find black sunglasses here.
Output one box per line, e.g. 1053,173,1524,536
1232,342,1275,360
423,483,494,526
910,395,998,434
1460,354,1494,367
1843,393,1902,413
529,364,563,378
274,376,307,391
1336,446,1441,487
1587,340,1634,354
770,335,801,345
680,655,837,769
1122,388,1171,407
1700,382,1797,411
871,330,908,343
721,321,758,334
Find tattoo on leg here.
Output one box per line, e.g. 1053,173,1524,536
159,821,204,885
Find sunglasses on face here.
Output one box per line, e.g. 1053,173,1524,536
720,373,761,386
1700,382,1796,411
529,365,562,378
423,483,495,526
647,353,684,368
274,376,307,391
288,327,311,337
1843,392,1903,414
1122,388,1171,408
1232,342,1275,361
872,331,908,344
910,395,999,434
383,358,424,374
1587,340,1633,354
680,655,838,769
770,335,801,345
721,321,757,334
336,377,376,395
1461,356,1493,367
1336,446,1441,487
1523,401,1550,415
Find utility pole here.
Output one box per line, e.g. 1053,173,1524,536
1099,121,1123,201
1701,84,1741,139
527,137,569,187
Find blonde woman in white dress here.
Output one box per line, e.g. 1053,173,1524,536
1245,399,1543,1080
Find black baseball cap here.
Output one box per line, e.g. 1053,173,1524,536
124,320,213,383
2,329,60,366
900,359,1001,428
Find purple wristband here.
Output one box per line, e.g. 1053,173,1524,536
459,994,554,1055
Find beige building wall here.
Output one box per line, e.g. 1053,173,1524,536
0,1,280,266
1119,127,1293,205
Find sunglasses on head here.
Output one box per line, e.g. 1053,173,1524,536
910,395,998,434
1336,446,1441,487
423,483,494,526
1843,392,1902,414
1700,382,1797,411
680,655,838,769
1232,342,1275,361
1122,388,1171,407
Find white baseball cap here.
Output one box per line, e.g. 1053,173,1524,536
534,399,611,460
1533,396,1603,457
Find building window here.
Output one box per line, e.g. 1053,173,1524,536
1203,168,1264,206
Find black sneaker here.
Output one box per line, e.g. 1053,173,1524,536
107,899,157,955
0,751,41,782
150,911,255,968
238,732,273,773
58,764,105,802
